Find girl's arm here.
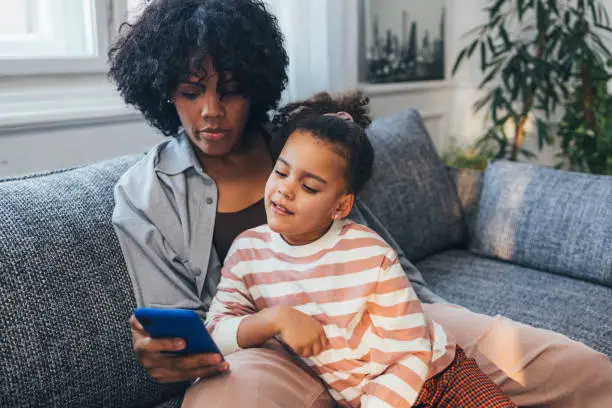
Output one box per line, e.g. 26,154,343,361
360,251,432,407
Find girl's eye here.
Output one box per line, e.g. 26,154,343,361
275,170,287,177
303,185,318,194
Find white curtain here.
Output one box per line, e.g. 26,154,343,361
266,0,359,103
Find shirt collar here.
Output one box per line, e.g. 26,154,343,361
155,130,203,176
269,219,349,257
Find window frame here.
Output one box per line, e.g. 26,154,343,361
0,0,126,77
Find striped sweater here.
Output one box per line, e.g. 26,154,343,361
206,220,456,408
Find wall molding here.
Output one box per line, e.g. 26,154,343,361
0,84,142,135
360,80,454,96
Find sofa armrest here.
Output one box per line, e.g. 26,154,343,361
446,166,483,242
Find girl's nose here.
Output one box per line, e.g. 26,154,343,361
278,183,295,200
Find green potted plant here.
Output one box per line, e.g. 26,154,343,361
452,0,612,162
557,58,612,174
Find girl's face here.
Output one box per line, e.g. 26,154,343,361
172,57,250,157
264,130,354,246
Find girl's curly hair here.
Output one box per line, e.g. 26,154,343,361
269,90,374,194
108,0,288,137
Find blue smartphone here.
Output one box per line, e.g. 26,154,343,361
134,307,223,357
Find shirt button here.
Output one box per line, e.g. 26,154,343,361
202,178,213,186
206,197,214,205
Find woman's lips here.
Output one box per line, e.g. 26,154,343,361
198,129,229,141
270,201,294,215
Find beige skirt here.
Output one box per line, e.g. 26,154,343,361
183,303,612,408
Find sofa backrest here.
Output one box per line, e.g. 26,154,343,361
470,160,612,287
361,109,466,262
447,166,484,243
0,157,186,408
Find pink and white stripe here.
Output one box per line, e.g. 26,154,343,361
206,220,455,407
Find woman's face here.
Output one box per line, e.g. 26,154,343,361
172,58,250,157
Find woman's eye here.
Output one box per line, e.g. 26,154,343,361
275,170,287,177
303,185,318,194
179,91,199,100
219,82,240,99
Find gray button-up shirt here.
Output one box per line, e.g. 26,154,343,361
112,133,444,321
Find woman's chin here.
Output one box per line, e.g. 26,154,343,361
190,135,237,157
198,143,233,157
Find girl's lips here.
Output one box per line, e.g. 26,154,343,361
270,201,294,215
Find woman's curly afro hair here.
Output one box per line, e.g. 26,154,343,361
108,0,288,136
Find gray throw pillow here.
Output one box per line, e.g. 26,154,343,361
360,109,465,263
470,160,612,287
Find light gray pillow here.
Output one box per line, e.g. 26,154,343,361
470,160,612,287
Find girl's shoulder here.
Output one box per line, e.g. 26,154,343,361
339,220,397,260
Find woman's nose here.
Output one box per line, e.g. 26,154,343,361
200,88,223,119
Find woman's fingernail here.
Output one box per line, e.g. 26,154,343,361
220,362,229,371
175,340,185,349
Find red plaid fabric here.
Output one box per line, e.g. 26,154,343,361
414,346,517,407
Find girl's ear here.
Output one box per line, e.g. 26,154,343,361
332,193,355,220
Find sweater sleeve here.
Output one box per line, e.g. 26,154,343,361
351,199,447,304
204,253,257,356
361,251,432,408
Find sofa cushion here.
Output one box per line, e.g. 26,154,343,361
360,110,465,262
470,161,612,287
154,398,183,408
0,157,187,408
417,250,612,357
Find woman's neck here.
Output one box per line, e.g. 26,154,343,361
199,131,273,182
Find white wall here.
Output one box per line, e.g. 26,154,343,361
3,0,610,178
0,0,163,178
0,73,162,178
0,119,161,178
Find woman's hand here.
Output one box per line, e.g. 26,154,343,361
130,315,229,383
274,306,329,358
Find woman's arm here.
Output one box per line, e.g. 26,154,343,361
113,173,227,383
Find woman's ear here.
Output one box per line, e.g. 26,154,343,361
332,193,355,220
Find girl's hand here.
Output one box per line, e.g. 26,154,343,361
274,306,329,357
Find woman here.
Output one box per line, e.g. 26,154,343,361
108,1,612,407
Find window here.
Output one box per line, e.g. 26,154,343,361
0,0,136,133
0,0,125,75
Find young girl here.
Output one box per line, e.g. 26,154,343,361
205,99,517,407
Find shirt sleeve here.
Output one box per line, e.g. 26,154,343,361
361,251,432,407
205,251,258,355
352,198,447,304
112,174,206,319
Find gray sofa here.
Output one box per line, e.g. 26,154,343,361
1,110,610,407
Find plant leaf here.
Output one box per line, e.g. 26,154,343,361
452,48,467,76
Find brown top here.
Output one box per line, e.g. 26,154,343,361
213,199,267,262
